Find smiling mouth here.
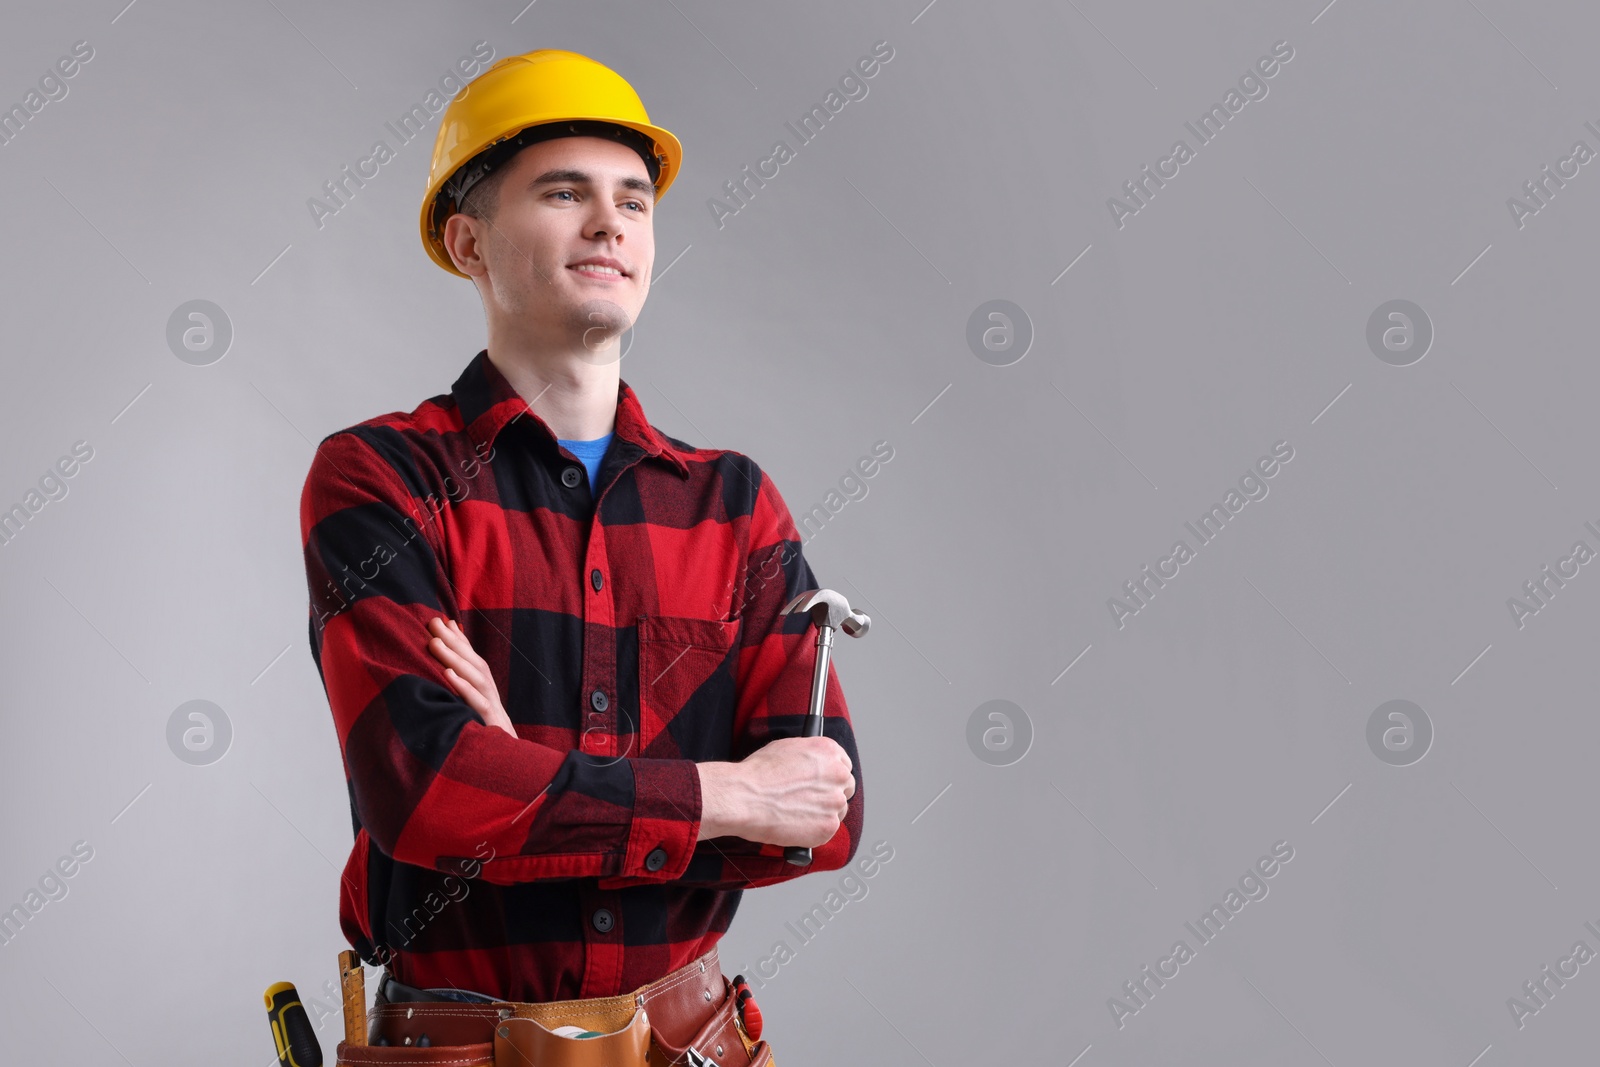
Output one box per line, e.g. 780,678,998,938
569,265,627,279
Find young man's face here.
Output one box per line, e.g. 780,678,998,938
449,135,656,355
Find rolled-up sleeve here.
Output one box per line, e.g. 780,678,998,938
302,429,701,886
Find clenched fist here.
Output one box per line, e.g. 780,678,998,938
698,735,855,848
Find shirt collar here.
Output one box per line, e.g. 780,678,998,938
451,349,690,479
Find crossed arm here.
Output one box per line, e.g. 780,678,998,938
303,429,862,890
422,616,855,847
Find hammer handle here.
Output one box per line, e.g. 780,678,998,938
784,624,835,866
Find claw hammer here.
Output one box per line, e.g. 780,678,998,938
779,588,869,866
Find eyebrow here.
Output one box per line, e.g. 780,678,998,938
528,168,656,201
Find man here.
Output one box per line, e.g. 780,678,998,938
298,49,861,1060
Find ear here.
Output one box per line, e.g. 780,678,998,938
442,213,489,278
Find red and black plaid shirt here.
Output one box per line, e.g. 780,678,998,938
299,350,864,1000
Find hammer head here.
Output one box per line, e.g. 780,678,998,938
781,588,870,636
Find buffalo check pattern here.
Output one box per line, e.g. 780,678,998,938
299,350,864,1001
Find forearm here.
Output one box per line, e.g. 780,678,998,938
695,759,757,841
338,690,703,885
597,751,860,891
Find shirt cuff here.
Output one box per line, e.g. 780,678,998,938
618,757,703,881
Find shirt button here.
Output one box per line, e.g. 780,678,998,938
561,466,583,488
590,689,609,712
645,847,668,872
591,568,603,591
591,908,615,933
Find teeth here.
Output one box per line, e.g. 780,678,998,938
573,265,622,275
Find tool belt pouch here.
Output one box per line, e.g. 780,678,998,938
494,1008,650,1067
334,951,771,1067
334,1035,494,1066
337,1000,500,1065
331,993,771,1067
333,1000,652,1067
649,976,771,1067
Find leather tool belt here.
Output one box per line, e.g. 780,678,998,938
334,944,774,1067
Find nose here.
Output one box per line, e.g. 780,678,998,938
584,203,634,243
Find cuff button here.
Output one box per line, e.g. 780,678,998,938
645,847,668,871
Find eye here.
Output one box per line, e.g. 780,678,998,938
549,189,577,202
624,200,647,213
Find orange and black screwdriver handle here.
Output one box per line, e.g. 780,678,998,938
264,981,323,1067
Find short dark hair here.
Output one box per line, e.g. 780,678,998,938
457,166,509,223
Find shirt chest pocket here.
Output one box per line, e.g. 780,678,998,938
635,614,742,762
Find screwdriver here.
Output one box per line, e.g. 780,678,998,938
264,981,324,1067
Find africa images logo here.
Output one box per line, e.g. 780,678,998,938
707,40,895,229
1106,39,1295,229
307,41,496,230
1108,840,1295,1029
1107,441,1295,630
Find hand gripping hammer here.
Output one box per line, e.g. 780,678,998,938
778,588,869,866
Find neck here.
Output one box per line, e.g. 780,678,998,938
484,320,623,441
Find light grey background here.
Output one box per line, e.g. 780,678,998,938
1,0,1595,1063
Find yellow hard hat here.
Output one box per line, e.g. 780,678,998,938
420,48,682,278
